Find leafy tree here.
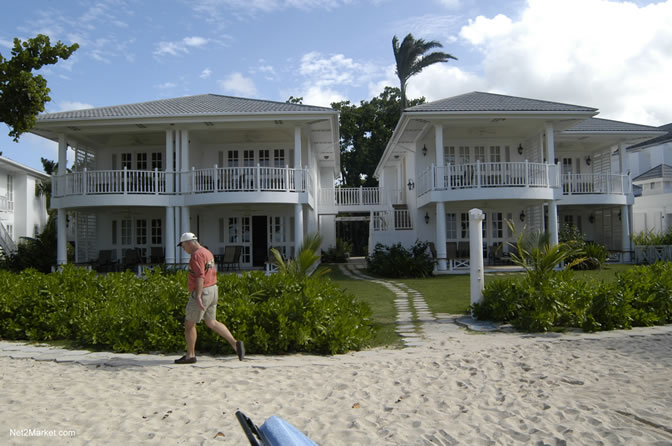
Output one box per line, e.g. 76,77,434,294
392,33,456,109
286,96,304,104
0,34,79,141
332,87,424,187
271,233,328,279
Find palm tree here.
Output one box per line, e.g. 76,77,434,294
392,33,457,110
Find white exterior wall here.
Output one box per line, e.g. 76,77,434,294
0,160,48,242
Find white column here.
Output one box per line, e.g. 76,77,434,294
469,208,485,312
180,129,189,193
436,203,447,271
57,209,67,265
549,200,559,246
435,124,444,166
165,207,175,264
618,142,628,174
545,123,555,166
621,205,631,262
181,206,190,263
166,130,174,194
57,135,68,265
294,203,304,257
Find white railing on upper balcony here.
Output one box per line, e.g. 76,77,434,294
372,209,412,231
562,173,631,195
418,162,560,196
0,195,13,211
52,166,310,197
319,186,386,208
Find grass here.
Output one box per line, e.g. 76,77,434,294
326,263,636,333
324,265,403,349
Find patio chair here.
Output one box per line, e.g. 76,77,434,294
121,248,142,271
218,246,241,271
92,249,118,273
150,246,164,264
235,410,317,446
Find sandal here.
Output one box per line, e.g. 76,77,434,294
236,340,245,361
174,355,197,364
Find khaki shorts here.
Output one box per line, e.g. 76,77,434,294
185,285,218,323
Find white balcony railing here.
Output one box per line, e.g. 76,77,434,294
0,195,13,212
52,166,311,198
562,173,630,195
418,162,560,196
373,209,413,231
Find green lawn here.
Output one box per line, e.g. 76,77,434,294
327,263,636,335
325,266,403,348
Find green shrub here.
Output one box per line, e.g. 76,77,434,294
0,265,374,355
475,263,672,332
322,238,352,263
366,241,434,278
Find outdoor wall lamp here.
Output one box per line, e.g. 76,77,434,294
618,210,622,221
519,210,526,222
586,156,592,166
407,180,415,190
517,143,524,155
425,212,430,224
589,214,595,224
422,144,428,156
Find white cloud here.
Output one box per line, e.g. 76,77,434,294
300,52,380,88
155,82,177,89
57,101,94,111
452,0,672,125
436,0,460,9
218,72,257,97
154,36,210,57
200,68,213,79
0,39,12,49
299,86,348,108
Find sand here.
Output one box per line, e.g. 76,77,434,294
1,319,671,445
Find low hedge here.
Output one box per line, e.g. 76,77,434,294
366,241,434,278
473,262,672,332
0,266,374,355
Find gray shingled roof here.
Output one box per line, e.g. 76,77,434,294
405,91,597,113
632,164,672,182
37,94,335,121
564,118,663,133
628,123,672,150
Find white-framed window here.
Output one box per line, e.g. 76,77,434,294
121,153,132,169
474,146,486,163
228,217,239,243
112,221,117,245
259,150,270,167
136,219,147,245
219,218,225,243
151,219,162,244
489,146,502,163
491,212,503,239
7,175,14,204
137,153,148,170
121,219,132,245
274,149,285,167
446,213,457,239
228,150,239,167
243,150,254,167
151,152,163,170
445,146,456,165
459,146,470,164
460,213,469,239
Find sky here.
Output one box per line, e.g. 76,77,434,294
1,0,671,172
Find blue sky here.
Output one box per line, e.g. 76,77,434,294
1,0,671,171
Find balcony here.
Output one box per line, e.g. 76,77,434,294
560,173,632,206
417,162,560,205
0,195,13,212
318,187,402,213
51,166,312,207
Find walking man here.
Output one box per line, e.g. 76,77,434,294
174,232,244,364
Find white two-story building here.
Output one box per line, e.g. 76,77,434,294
29,95,340,268
372,92,664,270
0,156,49,255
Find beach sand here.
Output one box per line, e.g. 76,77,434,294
1,320,671,445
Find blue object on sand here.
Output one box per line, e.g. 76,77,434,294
236,410,317,446
259,416,317,446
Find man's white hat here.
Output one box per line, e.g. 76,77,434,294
178,232,198,246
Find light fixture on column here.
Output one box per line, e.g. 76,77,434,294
589,214,595,224
519,210,526,222
422,144,428,156
407,180,415,190
517,143,524,155
618,210,622,221
425,212,430,224
586,156,592,166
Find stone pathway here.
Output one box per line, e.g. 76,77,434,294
339,263,443,348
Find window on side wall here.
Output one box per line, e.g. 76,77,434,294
446,213,457,240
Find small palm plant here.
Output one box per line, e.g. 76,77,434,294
506,220,586,287
270,233,329,279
